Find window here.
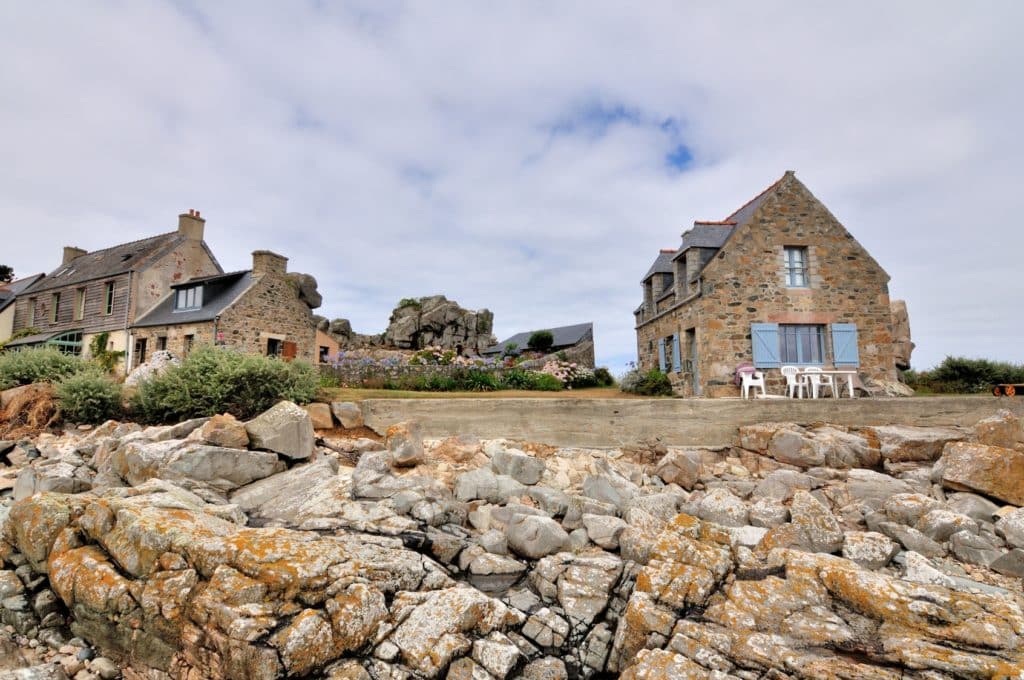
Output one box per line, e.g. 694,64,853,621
779,324,825,365
267,338,282,356
174,286,202,311
75,288,86,320
48,330,83,356
50,292,61,323
183,334,195,355
27,298,36,326
319,346,330,363
156,336,167,351
104,282,115,315
784,246,808,287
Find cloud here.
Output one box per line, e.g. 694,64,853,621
1,1,1021,374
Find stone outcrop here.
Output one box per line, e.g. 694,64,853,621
383,296,496,352
321,296,497,353
2,406,1024,678
891,298,915,371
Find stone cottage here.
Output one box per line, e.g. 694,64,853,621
5,211,221,364
482,322,596,367
635,171,897,397
130,250,317,365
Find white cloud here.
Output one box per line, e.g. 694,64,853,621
1,1,1022,373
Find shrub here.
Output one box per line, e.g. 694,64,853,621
397,297,422,309
503,343,519,358
499,368,539,390
56,369,123,424
531,373,563,391
0,347,85,389
593,367,615,387
528,330,554,352
130,345,318,423
905,356,1024,394
620,367,673,396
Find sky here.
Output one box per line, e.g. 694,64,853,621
2,1,1022,375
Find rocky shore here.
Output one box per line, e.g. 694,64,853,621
1,402,1023,679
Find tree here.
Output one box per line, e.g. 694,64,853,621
0,264,13,283
527,330,554,353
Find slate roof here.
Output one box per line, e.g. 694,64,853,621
640,173,790,286
672,222,734,259
26,233,186,294
642,251,676,281
0,274,45,313
482,322,593,355
132,271,254,328
2,330,64,348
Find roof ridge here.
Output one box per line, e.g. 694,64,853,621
67,231,177,262
722,172,789,222
693,220,737,226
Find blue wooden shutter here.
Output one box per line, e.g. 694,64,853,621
657,338,667,371
831,323,860,366
672,335,681,372
751,323,781,368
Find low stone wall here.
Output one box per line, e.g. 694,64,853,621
360,396,1024,447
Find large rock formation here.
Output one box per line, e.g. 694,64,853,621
891,299,915,371
382,295,496,352
318,295,496,353
2,405,1024,678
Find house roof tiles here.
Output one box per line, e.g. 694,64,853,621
132,270,254,328
26,233,185,294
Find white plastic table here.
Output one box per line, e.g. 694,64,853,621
810,369,858,398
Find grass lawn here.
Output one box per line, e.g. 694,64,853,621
317,386,659,401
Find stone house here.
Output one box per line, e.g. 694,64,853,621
635,171,897,397
5,211,221,364
482,322,596,367
0,274,45,345
131,250,317,365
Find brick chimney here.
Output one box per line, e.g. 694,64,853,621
252,250,288,276
178,209,205,240
62,246,87,265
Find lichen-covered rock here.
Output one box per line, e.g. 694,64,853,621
861,424,966,462
841,531,898,569
789,490,844,553
244,400,315,460
199,414,250,449
939,441,1024,505
652,449,703,490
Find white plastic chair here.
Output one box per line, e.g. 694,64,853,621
781,366,806,399
740,369,766,399
802,367,835,399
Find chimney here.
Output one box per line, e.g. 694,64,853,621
178,208,205,240
252,250,288,276
62,246,87,265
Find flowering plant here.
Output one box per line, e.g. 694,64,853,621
539,359,592,388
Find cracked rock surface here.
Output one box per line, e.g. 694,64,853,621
1,403,1023,678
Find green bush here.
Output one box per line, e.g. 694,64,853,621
904,356,1024,394
130,345,318,423
528,330,554,352
620,368,673,396
56,369,123,423
88,331,125,373
499,368,540,390
530,373,563,391
0,347,85,389
593,367,615,387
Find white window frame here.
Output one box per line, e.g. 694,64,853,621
784,246,809,287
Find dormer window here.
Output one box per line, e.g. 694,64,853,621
174,285,203,311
